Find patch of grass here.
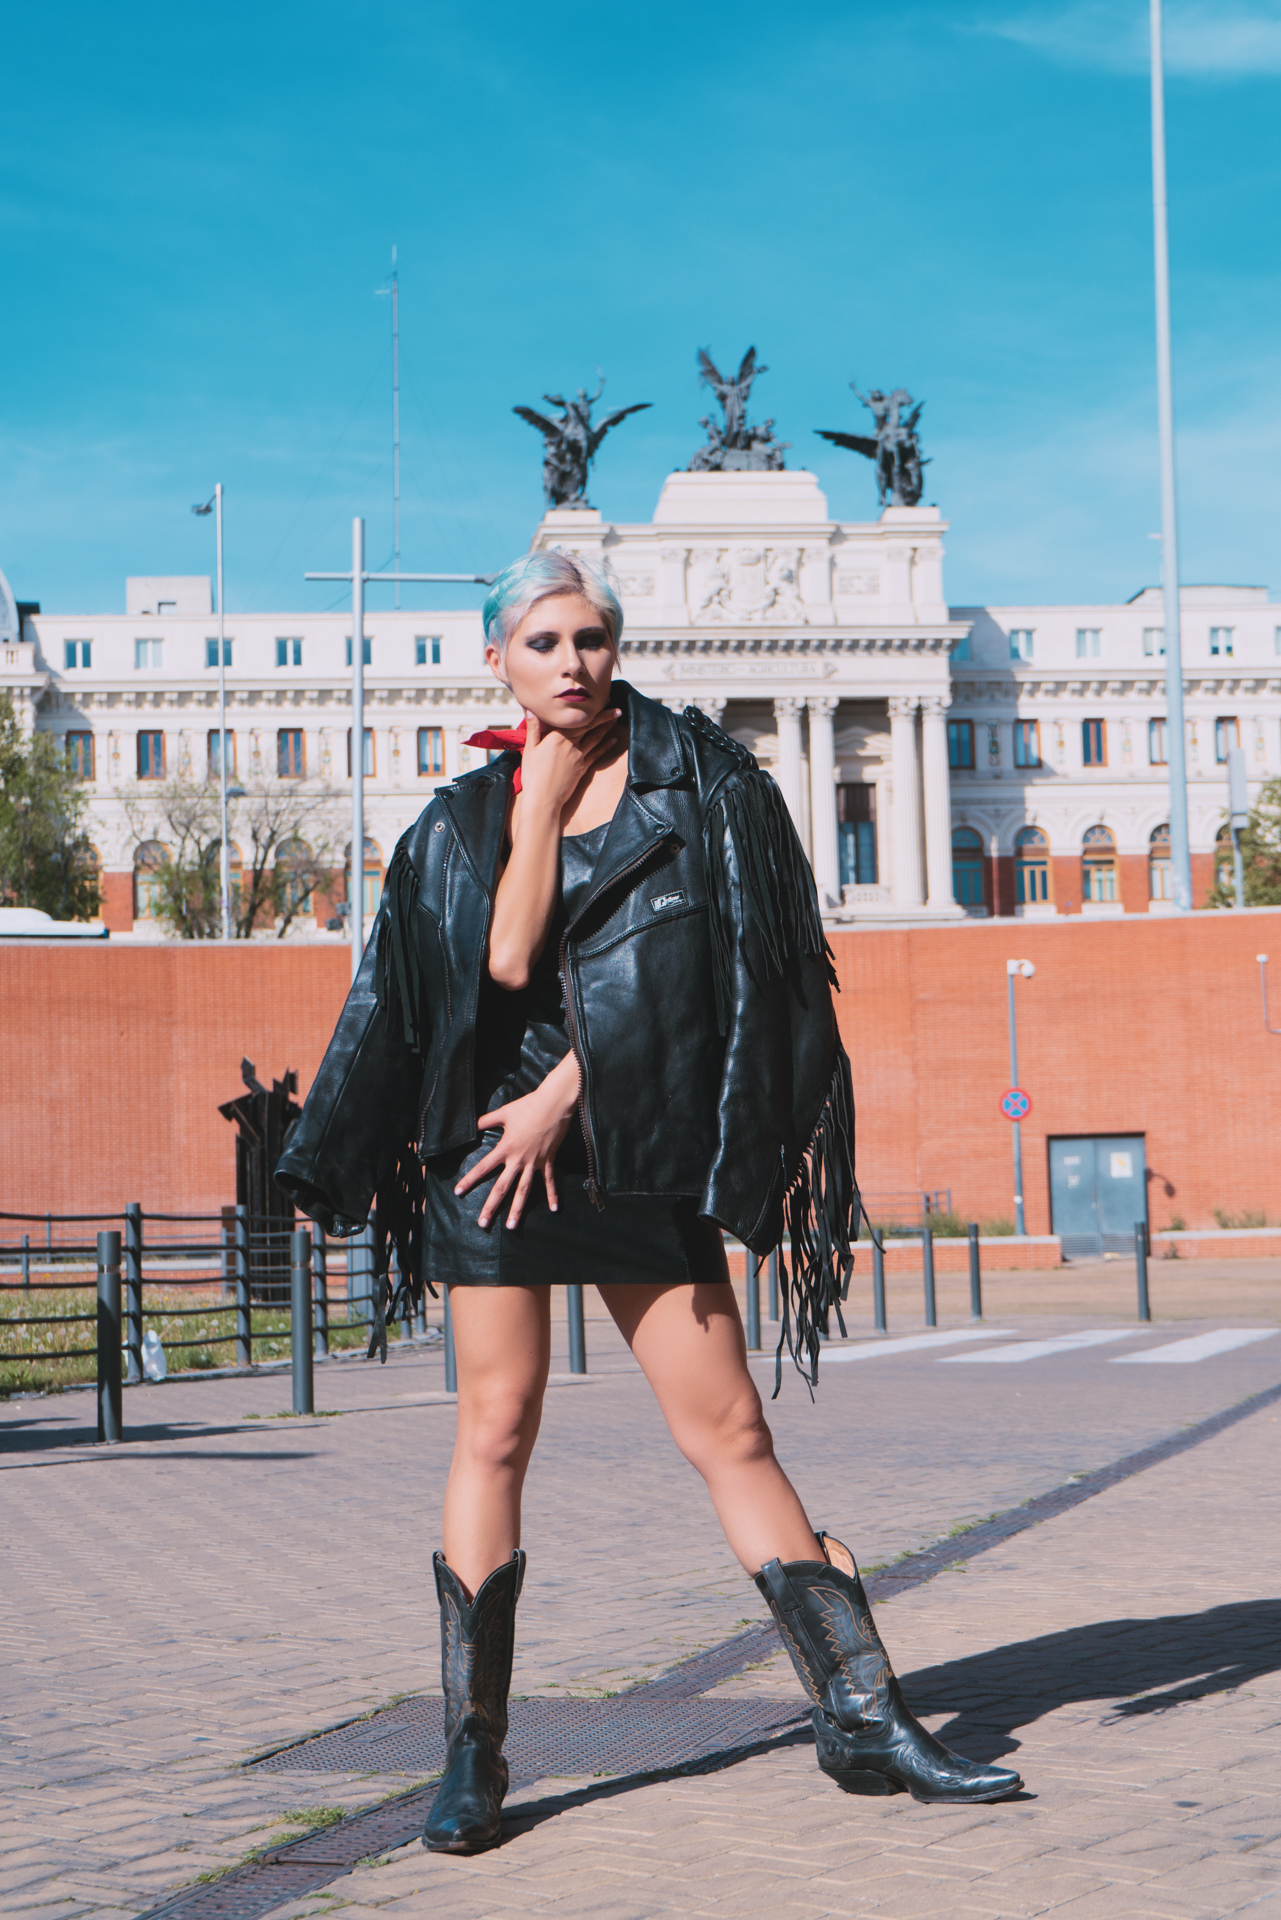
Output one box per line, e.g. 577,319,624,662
980,1216,1015,1237
1212,1208,1268,1230
279,1807,347,1831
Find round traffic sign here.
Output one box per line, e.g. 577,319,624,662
1001,1087,1032,1121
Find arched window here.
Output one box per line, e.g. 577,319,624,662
344,837,383,920
133,840,169,920
1082,825,1117,903
276,837,313,917
1149,825,1172,902
952,827,986,910
1014,827,1051,905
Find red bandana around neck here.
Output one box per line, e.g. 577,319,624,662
464,719,528,792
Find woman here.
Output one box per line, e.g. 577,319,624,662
277,551,1020,1852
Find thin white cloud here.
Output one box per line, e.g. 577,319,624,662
976,1,1281,77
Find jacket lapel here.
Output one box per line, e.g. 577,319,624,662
568,684,689,920
438,765,512,894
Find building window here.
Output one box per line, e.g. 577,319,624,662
1082,825,1118,903
345,635,372,667
207,729,237,778
951,633,971,662
134,638,163,670
1143,627,1165,657
278,728,305,778
947,719,975,770
1216,824,1235,891
345,836,383,920
205,637,232,668
836,785,877,887
1008,629,1034,662
952,827,986,909
1082,719,1107,766
63,640,92,669
65,732,94,779
1149,824,1172,901
1013,720,1041,769
133,840,168,919
276,637,303,667
346,727,374,777
1210,627,1234,658
417,726,445,777
415,636,442,666
1275,627,1281,657
1076,628,1101,660
1215,716,1240,763
276,837,313,916
137,731,165,779
1014,826,1051,904
1148,718,1168,765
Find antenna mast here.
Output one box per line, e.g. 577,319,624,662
392,244,400,610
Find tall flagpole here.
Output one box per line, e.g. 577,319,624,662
350,516,365,983
215,484,231,941
392,245,400,611
1150,0,1192,912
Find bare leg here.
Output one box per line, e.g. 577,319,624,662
599,1281,820,1572
442,1285,551,1597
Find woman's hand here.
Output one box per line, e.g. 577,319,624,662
454,1053,581,1229
517,708,621,825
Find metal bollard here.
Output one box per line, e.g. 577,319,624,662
922,1225,937,1328
567,1283,587,1373
21,1232,30,1289
124,1203,143,1385
97,1230,123,1444
968,1221,983,1322
745,1250,761,1351
1135,1220,1151,1323
313,1231,329,1359
443,1284,457,1392
768,1248,779,1322
871,1235,887,1333
291,1230,314,1415
235,1205,252,1368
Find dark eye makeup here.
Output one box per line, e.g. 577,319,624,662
522,626,610,655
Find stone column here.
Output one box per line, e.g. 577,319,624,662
773,697,806,843
920,694,955,909
806,695,840,904
888,695,924,908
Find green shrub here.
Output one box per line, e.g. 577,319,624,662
1212,1208,1268,1230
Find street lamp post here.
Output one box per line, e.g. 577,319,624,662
306,521,493,981
193,484,232,939
1150,0,1193,912
1007,959,1035,1235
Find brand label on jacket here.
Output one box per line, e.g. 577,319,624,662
650,890,688,912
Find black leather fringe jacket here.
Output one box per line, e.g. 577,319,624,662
275,683,862,1389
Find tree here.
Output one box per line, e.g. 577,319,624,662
1206,776,1281,908
125,774,346,939
0,693,101,919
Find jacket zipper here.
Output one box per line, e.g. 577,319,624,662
559,835,666,1212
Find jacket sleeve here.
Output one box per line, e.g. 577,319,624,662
274,903,422,1237
698,764,860,1393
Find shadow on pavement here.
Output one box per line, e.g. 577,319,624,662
903,1598,1281,1760
0,1420,267,1452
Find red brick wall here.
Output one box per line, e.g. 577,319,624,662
2,911,1278,1233
99,871,134,933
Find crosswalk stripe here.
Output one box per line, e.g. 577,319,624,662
941,1329,1138,1364
750,1329,1018,1365
1111,1328,1280,1365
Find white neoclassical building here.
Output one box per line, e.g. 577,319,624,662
2,469,1276,934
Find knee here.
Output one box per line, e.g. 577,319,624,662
676,1388,775,1479
456,1383,539,1477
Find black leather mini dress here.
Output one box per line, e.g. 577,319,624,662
422,822,729,1289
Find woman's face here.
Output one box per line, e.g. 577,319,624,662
486,592,616,733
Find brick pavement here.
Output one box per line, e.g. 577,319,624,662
2,1283,1278,1919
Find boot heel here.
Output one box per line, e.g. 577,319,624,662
813,1711,904,1795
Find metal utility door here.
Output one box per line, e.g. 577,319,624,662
1049,1136,1147,1259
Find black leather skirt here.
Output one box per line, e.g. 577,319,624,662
422,1126,729,1290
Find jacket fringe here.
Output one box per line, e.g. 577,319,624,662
771,1043,862,1399
366,1142,435,1363
375,839,426,1053
691,711,836,1034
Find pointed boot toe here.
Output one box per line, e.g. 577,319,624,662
814,1708,1023,1803
421,1552,524,1856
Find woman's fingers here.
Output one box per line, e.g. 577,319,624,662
541,1156,560,1214
454,1121,508,1196
477,1159,520,1229
504,1162,537,1231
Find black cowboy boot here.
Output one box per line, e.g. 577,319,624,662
422,1549,525,1853
755,1532,1022,1803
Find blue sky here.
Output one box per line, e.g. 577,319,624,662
2,0,1278,617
